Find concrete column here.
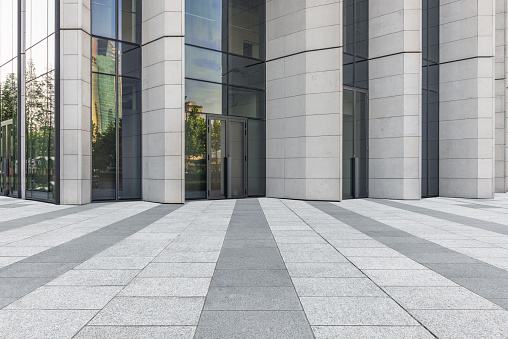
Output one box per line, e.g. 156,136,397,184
141,1,185,203
439,0,496,198
265,0,342,201
59,0,92,204
368,1,422,199
496,0,507,193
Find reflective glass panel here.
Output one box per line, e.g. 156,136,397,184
228,0,265,59
228,54,265,90
229,120,245,198
119,42,141,78
118,77,141,199
92,0,116,39
342,90,354,199
185,112,207,199
185,0,225,51
119,0,141,44
355,92,367,197
186,79,226,115
209,118,226,198
92,73,117,201
30,0,48,47
185,45,225,83
228,87,265,119
247,119,265,196
92,38,117,75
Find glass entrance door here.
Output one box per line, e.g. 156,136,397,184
343,89,368,199
207,117,246,199
1,120,15,196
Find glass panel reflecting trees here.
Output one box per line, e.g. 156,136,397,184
25,0,56,202
185,0,266,199
422,0,439,197
92,0,141,201
0,0,18,197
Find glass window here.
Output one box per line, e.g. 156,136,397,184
185,45,226,83
228,87,265,119
119,0,141,44
247,119,265,196
343,0,354,55
228,0,265,59
92,38,117,75
185,0,226,51
228,54,265,90
30,0,49,47
92,73,117,201
92,0,116,39
27,39,48,81
186,79,226,115
118,77,141,199
185,112,207,199
119,42,141,78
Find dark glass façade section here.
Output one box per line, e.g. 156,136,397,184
91,0,141,201
343,0,368,199
0,0,19,198
422,0,439,198
185,0,266,200
25,0,57,202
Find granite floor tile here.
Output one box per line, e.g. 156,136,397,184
118,277,211,297
311,325,435,339
138,263,216,278
47,269,139,286
285,263,364,278
74,326,196,339
152,251,220,263
362,269,458,287
292,278,387,297
210,269,293,287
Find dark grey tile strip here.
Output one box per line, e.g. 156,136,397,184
0,203,181,306
373,199,508,237
0,203,109,233
309,201,508,310
194,199,314,339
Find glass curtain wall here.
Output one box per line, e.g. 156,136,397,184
422,0,439,197
343,0,368,199
0,0,19,197
91,0,141,201
185,0,266,199
25,0,57,202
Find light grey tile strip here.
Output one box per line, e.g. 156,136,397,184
0,203,108,233
374,199,508,237
309,201,508,310
194,199,315,339
0,204,181,306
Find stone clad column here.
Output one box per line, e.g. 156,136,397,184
59,0,92,204
368,1,422,199
141,1,185,203
439,0,496,198
265,0,342,201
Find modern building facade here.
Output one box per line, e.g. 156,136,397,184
0,0,507,205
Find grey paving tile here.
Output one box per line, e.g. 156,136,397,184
349,257,427,270
194,311,314,339
426,263,508,278
0,309,98,339
274,236,328,244
277,243,337,252
292,278,386,297
0,298,16,309
311,325,435,339
280,251,348,263
90,297,205,325
138,263,216,278
286,263,364,278
300,297,418,325
119,277,211,297
0,277,53,298
384,286,501,310
47,269,139,286
0,247,50,257
5,286,123,310
337,247,405,257
453,278,508,298
363,269,458,287
204,286,302,311
0,262,78,278
407,252,480,263
412,310,508,339
75,257,152,270
222,239,277,248
74,326,196,339
153,251,220,263
490,298,508,310
210,269,293,287
216,252,285,270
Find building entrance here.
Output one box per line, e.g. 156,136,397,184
343,88,368,199
0,120,16,196
207,117,246,199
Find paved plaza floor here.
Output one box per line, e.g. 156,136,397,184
0,195,508,338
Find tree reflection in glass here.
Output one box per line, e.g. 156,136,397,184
185,107,207,199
